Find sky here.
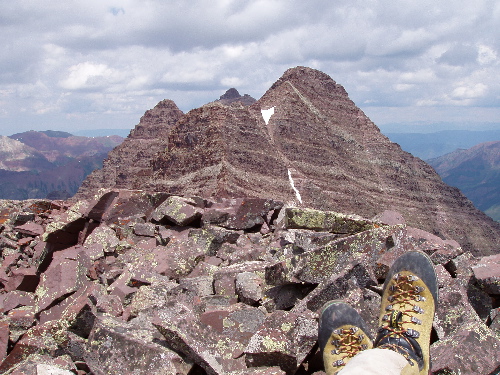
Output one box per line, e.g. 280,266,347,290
1,0,499,136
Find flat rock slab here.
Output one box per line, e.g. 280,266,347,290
284,207,378,234
85,313,190,375
150,196,203,226
203,198,282,230
245,310,317,374
35,258,88,312
472,254,500,294
431,322,500,375
265,225,404,285
153,302,263,374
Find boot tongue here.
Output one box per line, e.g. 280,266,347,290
388,311,403,328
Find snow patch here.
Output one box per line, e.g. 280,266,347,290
261,107,275,125
288,169,302,204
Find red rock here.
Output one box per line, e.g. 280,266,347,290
284,207,379,234
199,309,231,333
265,225,404,285
86,313,193,375
217,240,267,265
0,321,60,373
245,310,317,374
38,281,96,326
3,353,77,374
17,236,33,246
8,306,36,342
74,100,184,198
372,210,406,225
14,222,44,236
35,258,88,312
203,198,283,230
472,253,500,294
153,302,255,374
84,190,119,221
404,226,464,264
83,224,119,254
179,276,214,297
133,222,156,237
0,291,35,313
434,264,453,288
292,262,377,314
126,281,178,318
150,195,203,225
235,272,263,305
2,266,39,292
0,320,9,363
107,271,138,304
431,323,500,375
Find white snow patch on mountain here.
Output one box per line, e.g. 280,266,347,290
261,107,275,125
288,169,302,204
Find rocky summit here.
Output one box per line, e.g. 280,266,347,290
77,66,500,255
0,192,499,374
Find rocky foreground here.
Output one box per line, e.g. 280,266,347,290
0,190,499,374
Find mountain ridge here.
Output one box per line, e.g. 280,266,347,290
428,140,500,221
0,131,123,200
386,129,500,159
76,66,500,255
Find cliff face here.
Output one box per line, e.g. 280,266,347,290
76,67,500,255
76,99,184,196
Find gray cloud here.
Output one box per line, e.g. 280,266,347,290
0,0,499,135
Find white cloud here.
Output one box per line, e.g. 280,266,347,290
477,45,497,65
221,77,244,87
60,62,115,90
451,83,488,100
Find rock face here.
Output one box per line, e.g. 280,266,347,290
1,191,499,374
77,99,184,196
77,67,500,255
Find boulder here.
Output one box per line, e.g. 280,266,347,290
245,310,317,374
284,207,379,234
236,272,264,305
85,313,192,375
472,253,500,294
150,195,203,225
35,258,88,312
203,198,282,230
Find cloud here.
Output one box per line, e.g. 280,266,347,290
0,0,500,135
452,83,488,100
59,62,115,90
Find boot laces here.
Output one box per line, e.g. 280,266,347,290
330,326,368,367
383,273,425,329
378,273,426,365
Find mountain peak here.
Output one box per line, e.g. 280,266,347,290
216,88,256,106
220,88,241,100
75,67,500,254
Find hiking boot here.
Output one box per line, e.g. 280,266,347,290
374,251,438,375
319,301,373,375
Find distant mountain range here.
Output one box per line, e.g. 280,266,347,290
428,141,500,221
0,130,123,200
385,130,500,159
